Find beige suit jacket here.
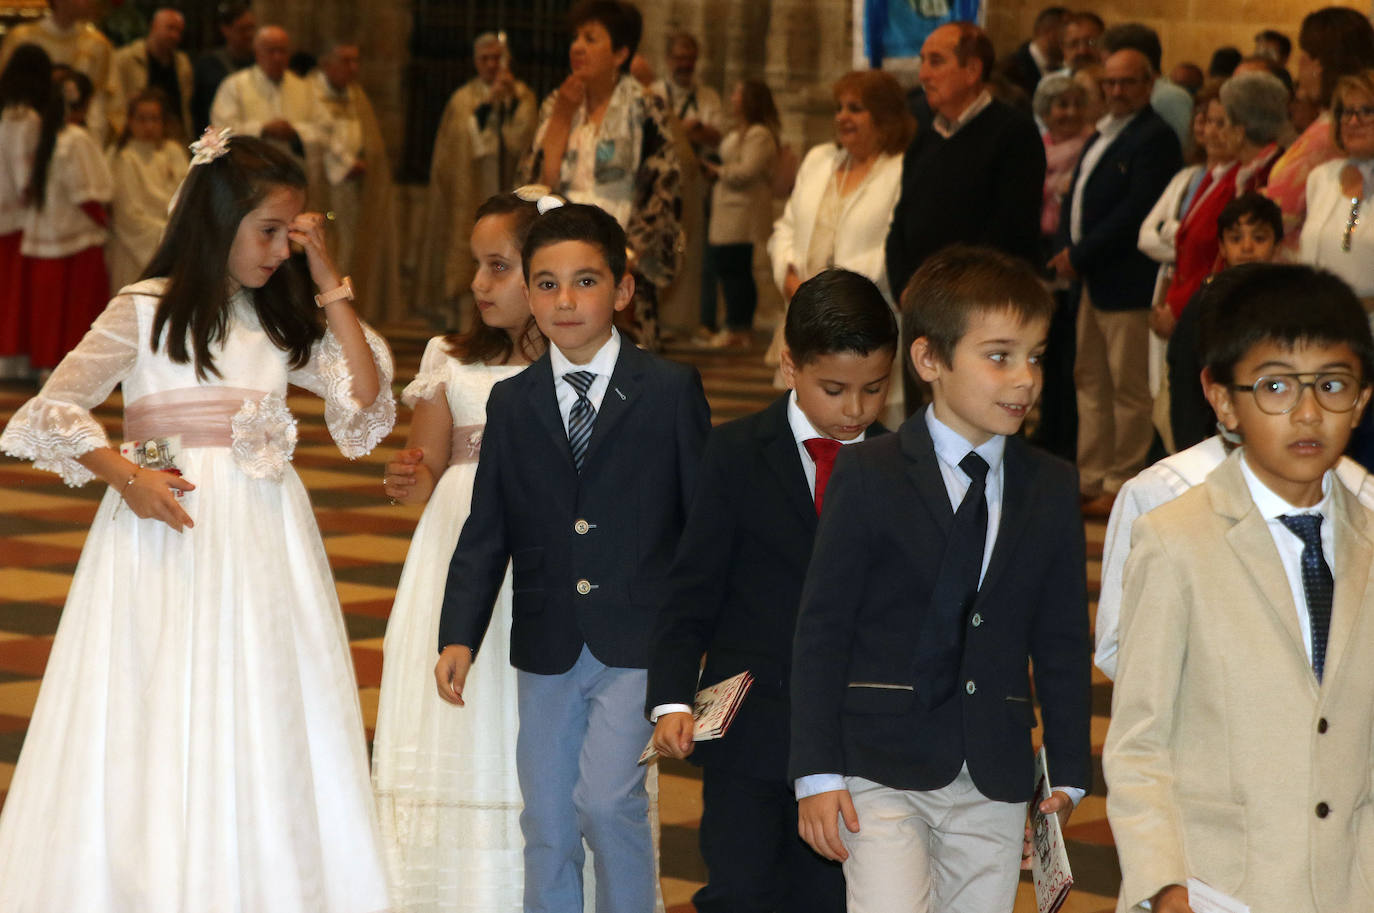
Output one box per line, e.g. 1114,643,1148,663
1106,450,1374,913
110,41,193,140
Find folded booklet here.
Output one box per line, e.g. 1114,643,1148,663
638,670,754,764
1186,878,1250,913
1030,745,1074,913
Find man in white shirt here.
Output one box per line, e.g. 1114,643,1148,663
210,25,326,180
649,32,725,161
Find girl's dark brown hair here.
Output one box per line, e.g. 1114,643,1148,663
1299,6,1374,108
116,87,173,150
444,192,544,365
738,79,780,134
0,44,55,208
143,135,321,379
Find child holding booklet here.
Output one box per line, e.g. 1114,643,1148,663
648,268,898,912
789,246,1092,913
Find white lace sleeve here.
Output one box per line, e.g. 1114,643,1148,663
0,295,139,485
400,336,452,408
289,320,396,458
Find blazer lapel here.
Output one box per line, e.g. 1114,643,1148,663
525,356,574,470
581,341,643,467
899,409,954,535
1211,456,1316,678
1321,479,1372,688
977,437,1031,598
759,397,819,529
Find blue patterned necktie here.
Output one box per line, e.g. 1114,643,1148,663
564,371,597,472
1278,514,1333,682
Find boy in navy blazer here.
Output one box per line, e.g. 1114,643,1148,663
435,202,711,913
791,246,1092,913
646,269,898,913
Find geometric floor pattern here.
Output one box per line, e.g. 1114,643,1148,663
0,327,1118,912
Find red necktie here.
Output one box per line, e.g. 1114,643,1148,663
804,438,843,515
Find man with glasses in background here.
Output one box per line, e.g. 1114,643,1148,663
1050,44,1181,516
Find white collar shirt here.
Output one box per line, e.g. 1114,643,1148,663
932,89,993,139
786,390,868,496
1238,452,1334,664
549,328,622,434
925,407,1005,584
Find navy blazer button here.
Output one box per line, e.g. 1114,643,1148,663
965,680,976,695
971,613,983,627
1316,802,1330,818
574,519,590,535
576,579,592,595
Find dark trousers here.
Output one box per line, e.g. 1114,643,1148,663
692,765,846,913
702,243,758,332
1166,293,1214,453
1029,286,1079,461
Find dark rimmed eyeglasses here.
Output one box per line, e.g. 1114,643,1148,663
1337,105,1374,124
1227,372,1364,414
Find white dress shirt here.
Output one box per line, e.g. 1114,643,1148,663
1069,109,1140,243
648,391,868,723
1238,452,1334,664
549,328,621,434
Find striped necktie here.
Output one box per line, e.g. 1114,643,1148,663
564,371,597,472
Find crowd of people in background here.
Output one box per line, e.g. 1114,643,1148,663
5,1,1374,911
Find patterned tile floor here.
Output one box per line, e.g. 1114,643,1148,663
0,328,1117,911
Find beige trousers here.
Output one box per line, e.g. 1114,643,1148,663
838,767,1025,913
1075,289,1153,495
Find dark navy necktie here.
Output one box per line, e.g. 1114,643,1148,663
914,452,990,707
564,371,597,472
1278,513,1332,682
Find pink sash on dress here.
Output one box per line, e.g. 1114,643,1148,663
124,386,268,448
449,423,484,466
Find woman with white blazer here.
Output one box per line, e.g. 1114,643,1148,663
1301,70,1374,302
768,70,911,308
700,79,779,348
1300,69,1374,470
767,71,911,419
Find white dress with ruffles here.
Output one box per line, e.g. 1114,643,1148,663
0,278,397,912
370,338,666,913
371,339,526,912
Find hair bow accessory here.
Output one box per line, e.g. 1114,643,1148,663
189,126,233,167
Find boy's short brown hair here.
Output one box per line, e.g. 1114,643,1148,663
900,245,1056,366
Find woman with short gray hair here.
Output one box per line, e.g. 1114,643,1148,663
1158,71,1290,331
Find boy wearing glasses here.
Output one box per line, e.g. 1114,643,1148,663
1105,262,1374,913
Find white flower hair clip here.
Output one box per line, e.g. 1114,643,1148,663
189,126,233,167
513,184,566,215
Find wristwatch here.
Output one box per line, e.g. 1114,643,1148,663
314,276,354,308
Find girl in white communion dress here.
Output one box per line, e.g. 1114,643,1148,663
0,131,396,912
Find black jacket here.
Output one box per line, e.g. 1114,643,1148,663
439,342,711,674
789,408,1093,802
